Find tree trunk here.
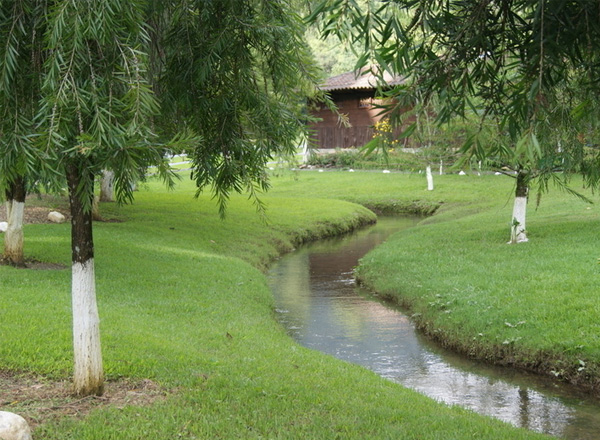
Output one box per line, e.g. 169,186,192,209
509,170,529,244
426,165,434,191
66,163,104,396
3,176,27,266
92,195,103,221
99,170,114,202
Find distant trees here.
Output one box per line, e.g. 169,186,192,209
312,0,600,241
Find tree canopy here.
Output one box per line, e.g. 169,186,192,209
310,0,600,188
150,0,324,215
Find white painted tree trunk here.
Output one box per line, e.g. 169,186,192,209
426,165,434,191
510,196,528,243
301,140,309,164
92,196,102,221
71,259,104,395
4,200,24,265
99,170,114,202
439,160,443,175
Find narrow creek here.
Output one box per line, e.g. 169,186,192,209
268,217,600,439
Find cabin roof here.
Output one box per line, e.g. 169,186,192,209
320,68,405,92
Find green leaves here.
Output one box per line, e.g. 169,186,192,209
0,0,331,218
0,0,48,192
36,0,163,207
156,0,324,216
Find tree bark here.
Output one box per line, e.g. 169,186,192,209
509,170,529,244
3,176,27,266
66,163,104,396
99,170,114,202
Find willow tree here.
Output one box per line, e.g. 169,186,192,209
20,0,322,397
312,0,600,242
36,0,175,396
148,0,324,215
0,1,47,266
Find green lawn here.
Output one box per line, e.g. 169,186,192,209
1,173,554,439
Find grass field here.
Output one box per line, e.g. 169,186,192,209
0,171,558,439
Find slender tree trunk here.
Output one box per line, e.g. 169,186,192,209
99,170,114,202
509,170,529,244
3,176,27,266
426,165,434,191
66,163,104,396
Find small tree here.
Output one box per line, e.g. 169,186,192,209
99,171,115,203
38,0,174,396
0,0,47,266
1,0,323,397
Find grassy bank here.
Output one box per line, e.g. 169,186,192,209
267,170,600,393
0,177,548,439
356,179,600,392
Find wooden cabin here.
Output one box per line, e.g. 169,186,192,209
309,69,404,150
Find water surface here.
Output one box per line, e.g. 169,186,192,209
268,217,600,439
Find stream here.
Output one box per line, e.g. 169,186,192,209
268,217,600,439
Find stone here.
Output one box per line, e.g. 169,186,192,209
47,211,66,224
0,411,32,440
0,222,7,233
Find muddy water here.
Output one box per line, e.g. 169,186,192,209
268,217,600,439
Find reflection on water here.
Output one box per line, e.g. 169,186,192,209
268,217,600,440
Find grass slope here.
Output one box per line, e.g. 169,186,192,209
0,176,548,438
356,177,600,391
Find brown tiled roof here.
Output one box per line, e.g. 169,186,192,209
321,69,405,92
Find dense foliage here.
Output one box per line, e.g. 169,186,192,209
151,0,324,215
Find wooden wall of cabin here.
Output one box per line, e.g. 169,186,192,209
309,90,388,149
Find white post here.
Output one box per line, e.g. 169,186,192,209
301,140,309,164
